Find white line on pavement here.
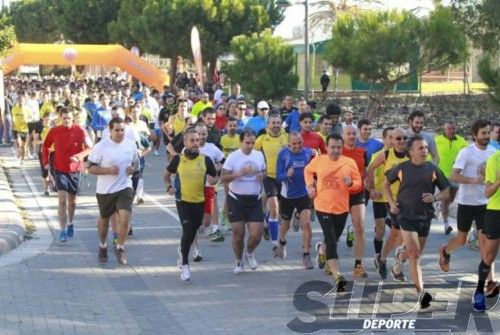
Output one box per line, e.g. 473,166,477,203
144,192,179,222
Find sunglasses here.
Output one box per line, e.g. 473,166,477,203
259,108,269,111
395,136,407,141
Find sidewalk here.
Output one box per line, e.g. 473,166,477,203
0,146,498,334
0,146,25,255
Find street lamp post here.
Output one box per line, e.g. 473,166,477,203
304,0,309,100
278,0,310,100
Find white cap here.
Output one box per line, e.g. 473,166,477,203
257,101,269,109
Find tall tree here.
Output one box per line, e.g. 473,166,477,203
325,6,468,119
309,0,383,34
0,13,16,58
108,0,284,86
450,0,499,52
7,0,61,43
222,29,298,101
53,0,121,43
478,54,500,105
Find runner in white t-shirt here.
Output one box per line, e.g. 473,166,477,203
220,129,266,274
100,107,141,243
88,116,139,266
439,120,499,298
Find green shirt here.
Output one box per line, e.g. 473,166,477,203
435,134,468,178
485,151,500,210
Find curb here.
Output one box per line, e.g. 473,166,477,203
0,162,26,255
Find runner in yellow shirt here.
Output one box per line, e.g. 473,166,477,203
472,151,500,312
255,113,288,250
11,96,30,164
435,121,468,234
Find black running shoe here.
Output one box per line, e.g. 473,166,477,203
419,291,433,309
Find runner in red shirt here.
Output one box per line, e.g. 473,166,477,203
299,112,327,154
342,125,369,277
42,107,93,242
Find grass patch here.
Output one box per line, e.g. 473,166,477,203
421,81,488,94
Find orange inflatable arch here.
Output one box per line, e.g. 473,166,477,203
2,43,170,89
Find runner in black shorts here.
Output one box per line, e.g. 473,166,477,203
472,150,500,312
275,132,315,269
263,177,281,198
366,127,407,280
342,125,368,277
384,135,449,309
439,120,498,297
254,114,288,247
221,129,267,275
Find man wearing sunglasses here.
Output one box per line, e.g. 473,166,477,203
365,128,409,280
244,100,269,134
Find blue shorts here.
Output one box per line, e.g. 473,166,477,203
154,128,161,137
54,171,81,195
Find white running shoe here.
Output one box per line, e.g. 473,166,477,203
180,265,191,281
234,260,244,275
245,252,258,270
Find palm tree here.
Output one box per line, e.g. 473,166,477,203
309,0,384,34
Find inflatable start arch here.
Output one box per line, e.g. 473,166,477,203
2,43,170,89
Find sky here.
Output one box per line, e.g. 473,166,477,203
274,0,449,40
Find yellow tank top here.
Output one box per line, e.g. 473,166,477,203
384,148,409,200
255,130,288,178
172,115,186,135
12,105,29,132
220,134,240,158
371,149,385,203
175,154,207,203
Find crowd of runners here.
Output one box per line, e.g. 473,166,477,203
1,74,499,313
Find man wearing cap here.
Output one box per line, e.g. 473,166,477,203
245,101,269,135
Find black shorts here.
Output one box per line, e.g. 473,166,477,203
457,204,486,233
280,196,312,220
399,218,431,237
483,209,500,240
349,191,366,208
263,177,281,198
13,130,28,141
54,171,81,195
373,202,388,220
96,187,135,219
389,212,401,229
228,192,264,223
28,121,43,134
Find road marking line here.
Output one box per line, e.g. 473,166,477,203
144,192,179,222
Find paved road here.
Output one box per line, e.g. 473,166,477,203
0,147,498,335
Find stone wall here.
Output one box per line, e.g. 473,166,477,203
319,94,499,137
